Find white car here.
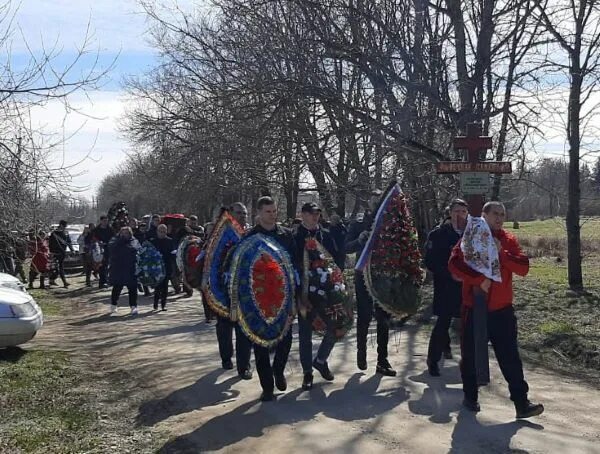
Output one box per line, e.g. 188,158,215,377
0,287,44,348
0,272,27,293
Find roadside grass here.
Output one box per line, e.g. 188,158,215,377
0,349,101,453
0,286,160,453
28,288,64,316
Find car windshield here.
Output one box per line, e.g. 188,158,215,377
69,232,81,242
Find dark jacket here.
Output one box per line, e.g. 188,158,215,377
49,229,72,256
424,222,462,318
108,236,138,287
246,224,296,265
329,223,347,262
93,225,114,246
149,236,176,276
294,224,344,271
132,228,145,244
344,214,373,256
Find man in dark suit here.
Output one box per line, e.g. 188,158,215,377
425,199,468,376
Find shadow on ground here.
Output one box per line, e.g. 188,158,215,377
154,372,409,453
0,346,27,363
449,409,543,453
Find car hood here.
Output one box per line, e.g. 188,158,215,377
0,272,22,285
0,287,32,305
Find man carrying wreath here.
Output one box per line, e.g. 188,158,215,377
294,202,345,390
449,201,544,418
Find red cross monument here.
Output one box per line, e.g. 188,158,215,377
435,123,512,216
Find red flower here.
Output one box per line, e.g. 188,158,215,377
252,253,285,318
305,238,318,250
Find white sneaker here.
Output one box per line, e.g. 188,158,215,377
130,307,138,315
110,305,118,314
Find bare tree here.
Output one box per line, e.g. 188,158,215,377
534,0,600,291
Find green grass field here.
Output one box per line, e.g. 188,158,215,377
505,216,600,241
499,217,600,381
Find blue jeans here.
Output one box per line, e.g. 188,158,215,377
298,311,337,374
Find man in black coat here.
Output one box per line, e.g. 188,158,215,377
346,190,396,377
294,202,344,390
215,203,253,380
425,199,468,376
49,220,73,288
244,196,296,402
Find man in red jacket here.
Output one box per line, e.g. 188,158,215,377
449,201,544,419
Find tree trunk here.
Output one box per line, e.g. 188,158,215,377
566,66,583,291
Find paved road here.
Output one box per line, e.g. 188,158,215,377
34,281,600,453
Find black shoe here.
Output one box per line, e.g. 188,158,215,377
153,301,158,310
357,350,367,371
302,373,314,390
222,360,234,370
444,349,453,360
63,282,70,288
515,401,544,419
260,391,275,402
274,373,287,391
427,360,441,377
463,398,481,412
238,369,253,380
161,303,167,311
85,282,92,287
313,359,334,381
376,359,397,377
49,281,58,287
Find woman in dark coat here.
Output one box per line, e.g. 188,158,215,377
109,227,140,315
425,199,468,376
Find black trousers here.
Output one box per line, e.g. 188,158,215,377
51,254,67,284
99,249,110,287
154,278,169,307
111,283,138,307
216,316,252,373
253,329,293,393
355,271,391,362
461,305,529,404
427,314,454,364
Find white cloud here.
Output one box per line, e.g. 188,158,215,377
28,90,134,198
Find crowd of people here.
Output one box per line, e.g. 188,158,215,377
0,195,544,419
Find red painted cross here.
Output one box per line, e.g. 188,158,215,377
435,123,512,216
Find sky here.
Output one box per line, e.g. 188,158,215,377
11,0,197,199
9,1,598,202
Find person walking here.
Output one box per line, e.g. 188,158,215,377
78,224,96,287
448,201,544,418
93,215,114,289
244,196,296,401
149,224,176,311
108,227,140,315
294,202,343,390
215,203,252,379
28,230,50,289
345,190,396,376
48,220,73,288
425,199,468,376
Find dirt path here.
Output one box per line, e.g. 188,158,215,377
32,277,600,454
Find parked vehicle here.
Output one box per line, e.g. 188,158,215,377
63,230,84,272
0,287,43,348
0,272,27,293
